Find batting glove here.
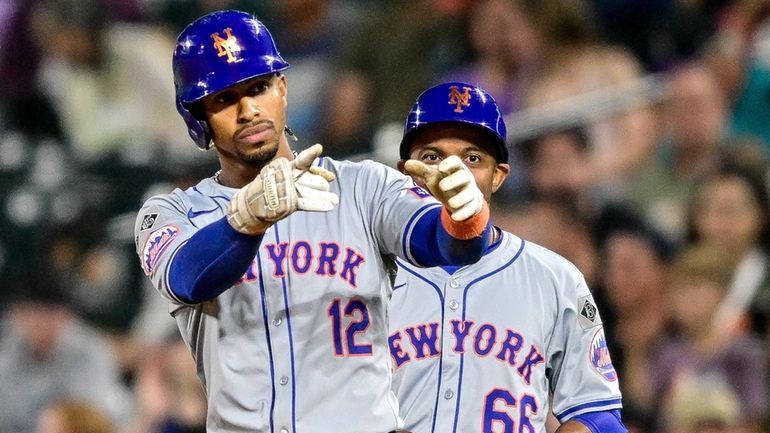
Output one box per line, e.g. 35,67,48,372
227,144,339,235
404,155,484,222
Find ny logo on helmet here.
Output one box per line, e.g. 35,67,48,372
211,28,240,63
448,86,472,113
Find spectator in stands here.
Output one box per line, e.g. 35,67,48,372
266,0,353,148
500,194,600,285
652,243,767,431
441,0,543,115
30,0,193,163
686,157,770,339
0,270,133,432
524,0,658,198
516,125,596,216
0,0,64,140
510,125,615,285
662,371,746,433
122,334,206,433
594,204,677,430
629,62,727,241
702,0,770,150
327,0,469,157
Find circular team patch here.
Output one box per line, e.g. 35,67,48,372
589,328,617,382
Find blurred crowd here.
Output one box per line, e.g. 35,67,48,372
1,0,769,432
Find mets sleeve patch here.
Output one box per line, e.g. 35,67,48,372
141,225,179,276
589,328,617,382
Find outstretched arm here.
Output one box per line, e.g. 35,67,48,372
407,205,491,267
404,155,491,267
168,145,339,303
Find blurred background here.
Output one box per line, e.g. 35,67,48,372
0,0,769,432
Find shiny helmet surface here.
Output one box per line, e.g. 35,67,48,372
173,10,290,149
400,82,508,162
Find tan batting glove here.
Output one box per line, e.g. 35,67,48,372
404,155,484,222
227,144,339,235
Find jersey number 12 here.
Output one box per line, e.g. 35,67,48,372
328,298,373,356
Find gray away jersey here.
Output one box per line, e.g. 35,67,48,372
134,158,442,433
388,231,622,433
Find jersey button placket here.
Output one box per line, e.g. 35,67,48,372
436,276,462,433
265,276,292,428
444,277,462,360
448,279,461,313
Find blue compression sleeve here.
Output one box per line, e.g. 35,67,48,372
408,207,491,267
169,217,261,303
571,410,628,433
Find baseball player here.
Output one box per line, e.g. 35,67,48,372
389,82,628,433
134,11,494,433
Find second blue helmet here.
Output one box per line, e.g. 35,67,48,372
400,82,508,162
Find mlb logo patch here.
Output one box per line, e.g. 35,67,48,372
409,186,431,199
589,328,617,382
578,295,602,329
140,213,158,231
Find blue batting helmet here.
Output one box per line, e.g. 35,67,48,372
173,10,290,150
400,82,508,162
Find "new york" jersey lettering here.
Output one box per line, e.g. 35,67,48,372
389,320,545,385
238,241,367,289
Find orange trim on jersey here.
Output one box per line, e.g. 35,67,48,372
440,202,489,240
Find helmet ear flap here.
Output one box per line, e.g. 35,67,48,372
177,98,212,150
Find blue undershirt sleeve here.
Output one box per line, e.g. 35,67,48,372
408,207,491,267
169,217,261,303
571,410,628,433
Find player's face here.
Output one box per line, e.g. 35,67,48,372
402,124,510,203
201,74,288,167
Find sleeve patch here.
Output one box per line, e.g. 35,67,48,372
589,328,617,382
578,294,602,329
141,225,179,275
140,213,159,231
408,186,431,199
